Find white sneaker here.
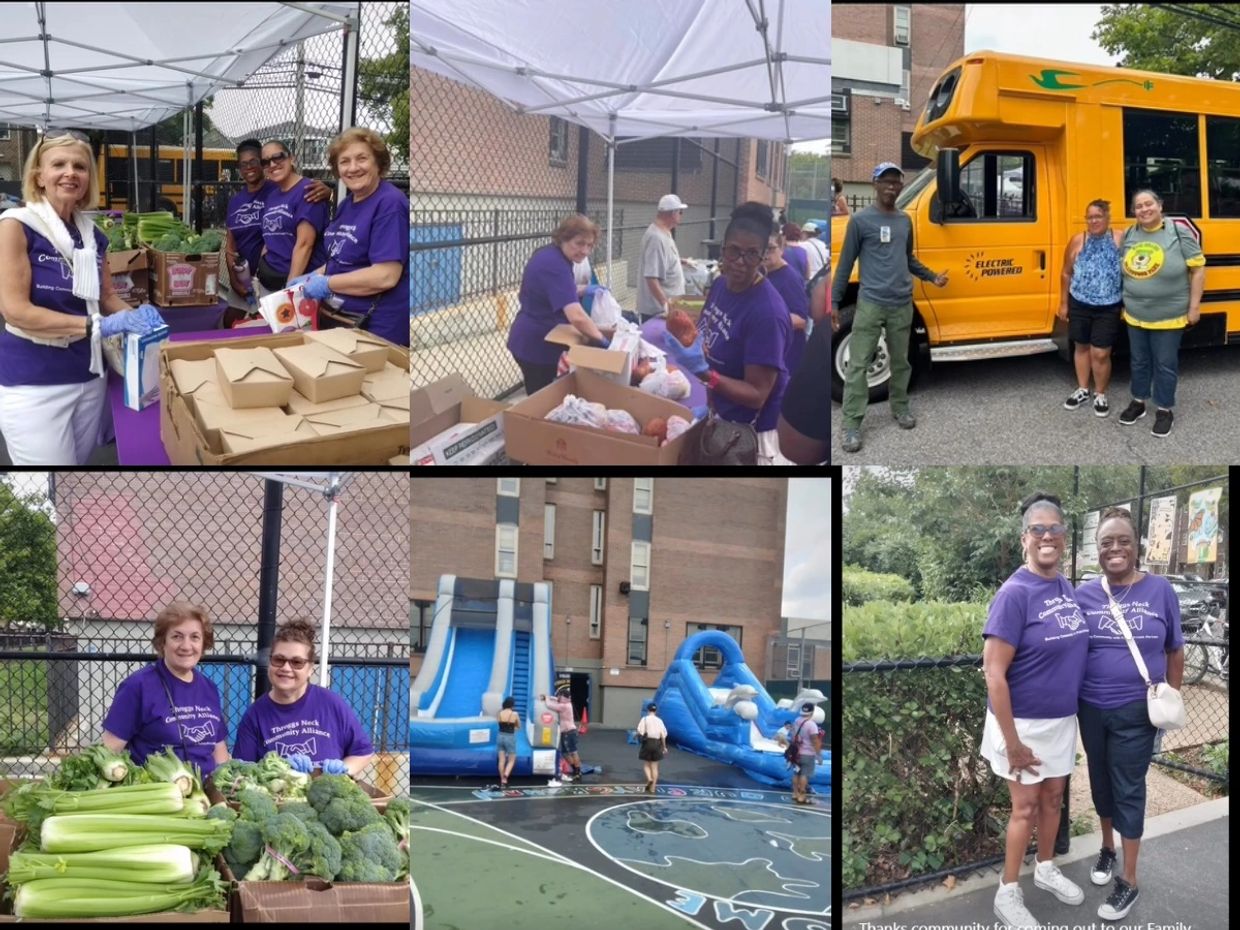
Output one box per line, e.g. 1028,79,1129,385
994,881,1042,929
1034,859,1084,905
546,778,562,787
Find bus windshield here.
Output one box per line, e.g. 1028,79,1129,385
896,166,935,210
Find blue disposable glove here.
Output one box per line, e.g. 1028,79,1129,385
134,304,167,331
594,337,611,350
286,273,310,288
98,306,163,339
690,404,710,421
286,753,314,775
320,758,348,776
662,329,709,375
303,274,333,301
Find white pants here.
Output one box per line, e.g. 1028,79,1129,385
757,428,793,466
0,377,108,465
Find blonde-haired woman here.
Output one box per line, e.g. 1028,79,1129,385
299,127,410,346
507,214,610,395
0,131,164,463
101,602,229,776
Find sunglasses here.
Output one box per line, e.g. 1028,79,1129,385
1026,523,1067,538
270,655,309,670
261,152,290,167
44,129,89,143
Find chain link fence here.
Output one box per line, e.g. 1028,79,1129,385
411,60,793,399
0,471,409,797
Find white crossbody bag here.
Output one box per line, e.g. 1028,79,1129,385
1101,576,1186,731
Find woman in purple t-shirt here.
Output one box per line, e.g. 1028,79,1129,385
254,140,328,294
982,493,1089,929
101,602,229,776
0,132,165,464
506,214,609,396
1074,507,1184,922
299,128,410,347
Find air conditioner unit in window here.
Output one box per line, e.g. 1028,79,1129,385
619,581,631,595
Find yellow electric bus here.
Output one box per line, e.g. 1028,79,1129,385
97,144,239,215
831,51,1240,400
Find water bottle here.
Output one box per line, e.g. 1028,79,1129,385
233,257,253,295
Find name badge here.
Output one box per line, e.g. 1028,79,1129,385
880,225,892,244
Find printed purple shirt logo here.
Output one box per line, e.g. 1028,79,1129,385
279,736,318,757
1099,603,1147,636
1039,595,1086,632
184,723,214,743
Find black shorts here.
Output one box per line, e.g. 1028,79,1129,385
1068,294,1123,349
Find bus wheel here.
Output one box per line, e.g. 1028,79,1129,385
831,305,927,403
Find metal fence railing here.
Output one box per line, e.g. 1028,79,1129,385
0,471,409,797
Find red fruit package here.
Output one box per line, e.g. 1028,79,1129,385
665,309,697,347
643,416,668,444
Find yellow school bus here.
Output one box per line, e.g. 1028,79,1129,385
97,144,238,215
831,51,1240,400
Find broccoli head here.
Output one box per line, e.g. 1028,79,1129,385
299,818,342,881
209,759,260,800
237,786,279,823
318,795,382,836
383,798,410,850
224,818,264,878
305,774,367,812
280,801,319,826
337,821,403,882
244,812,313,882
206,802,238,824
152,231,183,252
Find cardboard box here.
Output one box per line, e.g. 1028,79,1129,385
121,325,170,411
272,342,367,404
388,454,410,465
257,281,318,332
285,390,371,417
159,332,410,465
170,358,228,409
214,346,295,409
302,403,391,437
195,401,295,453
149,248,222,307
362,363,409,402
409,374,508,466
220,416,318,455
544,324,639,387
372,391,410,424
503,368,702,465
305,329,389,372
106,248,149,305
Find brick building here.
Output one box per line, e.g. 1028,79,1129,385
831,3,964,206
410,477,793,727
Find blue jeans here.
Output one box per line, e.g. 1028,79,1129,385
1078,699,1156,839
1126,324,1183,409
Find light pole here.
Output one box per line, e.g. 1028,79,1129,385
792,619,832,694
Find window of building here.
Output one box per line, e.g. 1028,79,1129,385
633,478,653,514
594,478,607,491
589,584,602,639
786,641,801,679
497,478,520,497
831,118,850,156
495,524,518,578
785,641,816,679
544,504,556,559
0,125,11,141
631,541,651,590
628,615,648,666
899,69,911,108
893,5,911,45
591,510,605,565
686,623,742,670
1123,109,1201,217
937,151,1036,222
549,117,569,165
831,92,849,113
756,140,770,181
412,599,432,653
545,478,557,484
1206,116,1240,219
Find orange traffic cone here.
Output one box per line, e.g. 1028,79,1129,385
579,707,589,735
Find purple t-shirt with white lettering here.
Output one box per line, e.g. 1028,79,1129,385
766,263,810,377
1077,574,1184,709
227,181,273,273
324,180,410,346
261,177,328,277
782,246,808,280
699,276,790,431
102,662,225,775
507,244,578,365
0,221,108,387
983,567,1089,718
232,684,374,765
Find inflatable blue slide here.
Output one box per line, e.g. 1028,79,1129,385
652,629,830,789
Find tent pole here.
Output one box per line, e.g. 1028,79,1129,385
319,477,340,688
607,114,615,293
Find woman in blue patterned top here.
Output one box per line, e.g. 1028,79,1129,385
1056,199,1123,417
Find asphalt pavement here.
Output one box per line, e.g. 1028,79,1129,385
844,799,1228,930
832,345,1240,464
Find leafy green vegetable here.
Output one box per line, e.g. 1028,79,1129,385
49,745,136,791
11,865,226,918
40,813,233,855
337,821,402,882
3,782,184,824
6,843,199,885
144,747,199,798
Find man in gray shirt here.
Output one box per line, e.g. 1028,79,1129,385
831,162,948,453
637,194,690,322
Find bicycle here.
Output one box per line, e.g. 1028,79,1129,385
1183,614,1229,686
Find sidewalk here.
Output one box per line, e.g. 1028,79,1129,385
844,797,1228,930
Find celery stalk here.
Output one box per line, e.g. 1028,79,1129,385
41,814,233,855
6,844,198,884
12,866,225,918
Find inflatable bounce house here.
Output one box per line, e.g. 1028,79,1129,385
651,629,830,789
410,576,562,777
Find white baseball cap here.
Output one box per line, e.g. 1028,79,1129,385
658,194,688,212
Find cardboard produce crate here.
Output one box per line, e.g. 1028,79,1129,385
106,248,149,305
410,374,508,466
160,332,409,465
149,247,222,307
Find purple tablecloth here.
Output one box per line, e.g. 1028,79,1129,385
108,325,259,465
638,317,707,410
159,300,228,335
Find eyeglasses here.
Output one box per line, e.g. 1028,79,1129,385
270,655,309,670
1026,523,1067,538
260,152,290,167
721,244,763,265
237,158,262,170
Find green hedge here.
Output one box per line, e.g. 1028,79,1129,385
843,599,1006,891
842,565,915,607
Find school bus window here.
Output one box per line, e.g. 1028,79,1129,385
925,67,960,124
1122,109,1200,217
1205,116,1240,219
157,159,176,183
939,152,1035,222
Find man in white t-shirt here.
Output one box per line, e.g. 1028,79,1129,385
798,222,828,280
637,194,691,322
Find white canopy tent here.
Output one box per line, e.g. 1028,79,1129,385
0,2,356,219
410,0,831,279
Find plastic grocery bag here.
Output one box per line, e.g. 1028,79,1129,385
603,408,641,434
664,415,692,445
586,285,623,330
544,394,608,430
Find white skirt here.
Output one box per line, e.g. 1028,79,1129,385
980,710,1077,784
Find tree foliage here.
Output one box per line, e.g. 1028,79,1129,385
357,4,409,162
0,482,58,629
1093,4,1240,81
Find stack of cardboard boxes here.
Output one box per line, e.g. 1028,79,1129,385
160,330,410,464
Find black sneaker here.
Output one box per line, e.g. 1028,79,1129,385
1090,846,1116,885
1151,408,1173,437
1093,394,1110,418
1063,387,1090,410
1118,400,1146,425
1098,877,1139,920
